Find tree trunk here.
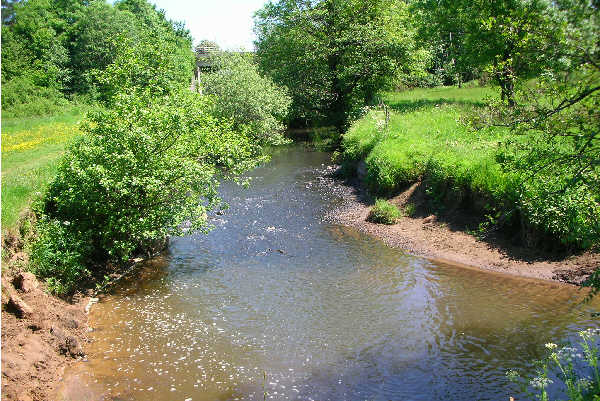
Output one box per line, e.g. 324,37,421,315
498,70,515,107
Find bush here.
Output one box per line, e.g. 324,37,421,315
368,199,402,224
403,203,417,217
94,34,194,105
33,90,264,294
201,53,292,145
1,77,69,118
29,218,92,295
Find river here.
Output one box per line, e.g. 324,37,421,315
60,145,599,401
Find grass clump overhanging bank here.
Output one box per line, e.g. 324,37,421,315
341,85,600,249
367,199,403,225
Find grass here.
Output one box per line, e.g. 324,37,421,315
2,109,86,230
342,84,599,248
344,85,511,197
367,199,402,224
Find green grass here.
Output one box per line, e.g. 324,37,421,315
367,199,402,224
342,84,598,248
2,109,86,230
344,86,510,196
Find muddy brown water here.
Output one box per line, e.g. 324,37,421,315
59,146,599,401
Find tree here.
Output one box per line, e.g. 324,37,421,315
68,1,139,93
414,0,565,105
32,89,265,294
195,39,220,56
1,0,21,25
93,32,194,104
484,0,600,248
411,0,476,86
1,0,71,89
200,52,292,145
254,0,422,132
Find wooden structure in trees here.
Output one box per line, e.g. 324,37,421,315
190,44,219,92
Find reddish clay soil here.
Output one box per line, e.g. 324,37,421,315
326,178,600,285
1,265,90,401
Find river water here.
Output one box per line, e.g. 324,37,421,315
67,146,599,401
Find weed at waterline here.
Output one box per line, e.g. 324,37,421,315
507,329,600,401
367,199,402,225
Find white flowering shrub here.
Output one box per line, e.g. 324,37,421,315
30,90,264,294
507,329,600,401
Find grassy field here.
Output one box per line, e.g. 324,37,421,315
342,85,598,248
2,110,85,230
343,85,508,195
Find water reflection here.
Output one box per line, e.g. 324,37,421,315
66,146,599,401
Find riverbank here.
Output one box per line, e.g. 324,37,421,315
326,174,600,285
1,267,90,401
341,85,599,250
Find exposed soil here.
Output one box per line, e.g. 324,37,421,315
325,172,600,285
2,245,90,401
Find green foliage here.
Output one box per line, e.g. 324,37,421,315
367,199,402,225
1,0,71,89
481,1,600,248
342,85,598,248
254,0,424,131
1,76,69,118
201,52,292,145
403,203,417,217
29,217,91,295
412,0,567,103
68,1,139,94
1,0,194,113
94,33,194,104
31,90,264,294
506,330,600,401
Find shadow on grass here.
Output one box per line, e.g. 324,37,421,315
385,98,488,113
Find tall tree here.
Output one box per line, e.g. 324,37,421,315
414,0,564,105
254,0,422,132
482,0,600,249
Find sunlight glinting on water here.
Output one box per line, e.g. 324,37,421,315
72,146,599,401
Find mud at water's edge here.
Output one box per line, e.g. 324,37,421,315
1,270,91,401
325,178,600,286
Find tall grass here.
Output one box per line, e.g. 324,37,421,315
2,110,86,230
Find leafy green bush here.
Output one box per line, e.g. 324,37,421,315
29,218,92,295
368,199,402,225
201,53,292,145
403,203,417,217
1,77,69,118
31,90,264,294
94,34,194,105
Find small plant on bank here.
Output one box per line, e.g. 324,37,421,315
403,203,417,217
506,329,600,401
368,199,402,225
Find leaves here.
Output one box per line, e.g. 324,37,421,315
254,0,422,130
